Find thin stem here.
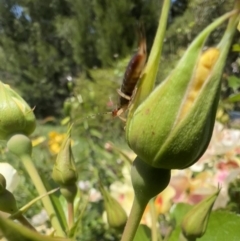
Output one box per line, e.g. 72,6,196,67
67,202,74,229
120,196,147,241
16,214,36,232
150,198,162,241
21,154,65,237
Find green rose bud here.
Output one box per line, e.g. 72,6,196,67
181,190,219,240
7,134,32,158
0,81,36,140
52,132,78,186
100,184,127,230
0,189,18,214
126,10,240,169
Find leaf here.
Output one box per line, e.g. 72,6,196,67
198,211,240,241
89,129,102,139
228,75,240,90
232,44,240,52
133,225,151,241
41,176,67,231
226,93,240,103
0,215,72,241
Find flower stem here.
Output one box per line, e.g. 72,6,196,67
121,196,147,241
16,214,36,231
21,154,65,237
150,198,162,241
67,202,74,229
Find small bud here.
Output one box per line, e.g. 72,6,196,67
0,81,36,141
52,132,78,186
131,157,171,203
0,189,18,214
181,190,219,239
0,174,6,193
7,134,32,158
126,11,239,169
100,184,127,230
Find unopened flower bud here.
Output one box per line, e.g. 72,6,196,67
100,184,127,230
181,190,219,239
7,134,32,158
52,132,78,186
0,81,36,141
0,189,18,214
126,11,239,169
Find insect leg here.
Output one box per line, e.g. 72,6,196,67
117,89,131,100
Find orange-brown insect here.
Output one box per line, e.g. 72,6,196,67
112,24,147,117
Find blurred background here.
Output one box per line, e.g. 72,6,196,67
0,0,240,240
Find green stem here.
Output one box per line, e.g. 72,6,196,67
150,199,162,241
21,154,65,237
67,202,74,229
121,196,147,241
16,214,36,231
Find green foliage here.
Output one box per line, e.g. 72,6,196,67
133,225,151,241
70,64,127,144
1,0,237,118
228,75,240,90
0,0,161,117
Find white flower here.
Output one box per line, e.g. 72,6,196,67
31,209,48,226
88,188,102,202
78,180,91,191
0,163,20,192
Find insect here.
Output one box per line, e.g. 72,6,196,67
112,23,147,118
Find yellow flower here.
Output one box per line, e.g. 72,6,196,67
48,131,67,154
